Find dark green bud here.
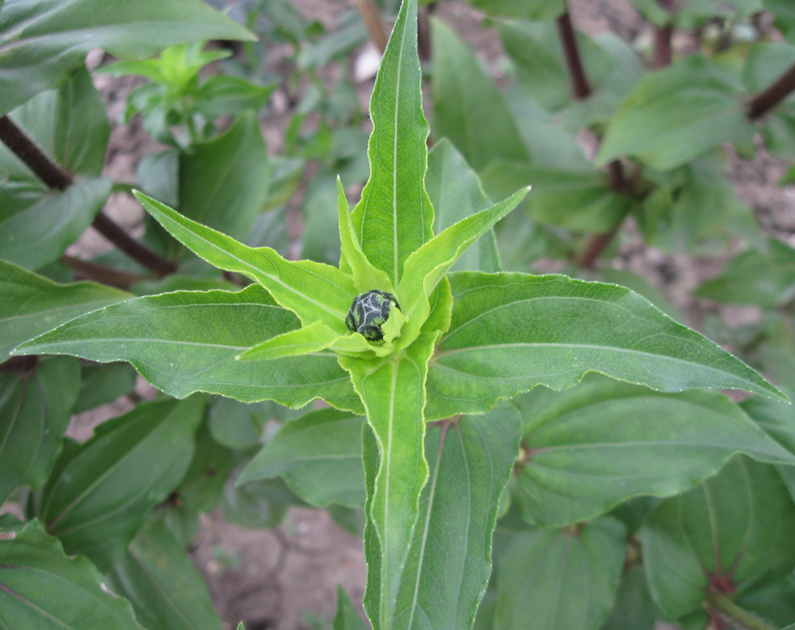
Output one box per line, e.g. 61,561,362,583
345,290,401,342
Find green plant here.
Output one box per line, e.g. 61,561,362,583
4,0,795,629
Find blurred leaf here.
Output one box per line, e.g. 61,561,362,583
177,112,269,247
238,408,365,508
3,66,109,177
736,570,795,627
426,139,501,273
393,407,522,629
15,285,364,413
431,18,529,173
764,0,795,43
38,396,204,571
0,0,254,116
695,238,795,307
511,375,795,527
106,517,223,630
0,357,79,503
494,518,626,630
0,177,111,270
600,565,660,630
462,0,565,20
334,586,367,630
0,515,145,629
302,171,342,265
740,387,795,456
137,149,179,207
298,10,369,71
221,474,301,529
73,362,138,413
426,272,784,421
0,259,130,360
640,456,795,619
196,75,275,118
597,55,752,170
637,153,742,253
497,19,611,112
626,0,671,26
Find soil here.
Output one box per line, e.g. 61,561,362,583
63,1,794,629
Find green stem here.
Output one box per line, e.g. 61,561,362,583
704,589,776,630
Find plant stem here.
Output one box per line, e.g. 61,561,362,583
356,0,388,54
0,115,176,277
747,59,795,120
653,0,675,68
556,12,592,99
555,7,630,268
704,590,776,630
60,255,148,290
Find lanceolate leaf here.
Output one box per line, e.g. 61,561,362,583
14,285,363,412
351,0,434,286
640,456,795,619
393,407,522,630
494,518,626,630
238,408,366,508
0,0,254,116
511,376,795,527
236,320,342,361
136,191,356,333
426,272,783,420
397,187,529,350
105,518,223,630
0,357,80,504
0,259,130,360
38,396,204,571
426,139,500,273
0,515,145,630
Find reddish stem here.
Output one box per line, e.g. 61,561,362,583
556,12,592,99
747,60,795,121
0,115,176,277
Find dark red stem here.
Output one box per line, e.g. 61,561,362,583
747,60,795,121
556,12,592,99
0,115,176,277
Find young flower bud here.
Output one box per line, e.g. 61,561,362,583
346,290,401,342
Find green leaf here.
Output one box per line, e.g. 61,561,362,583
343,344,432,630
0,177,112,270
0,357,80,503
640,456,795,619
426,272,784,420
695,238,795,307
238,408,366,508
338,177,394,294
426,139,501,273
596,55,753,170
497,19,612,112
493,518,626,630
0,515,145,630
196,75,275,118
430,18,530,173
13,285,363,412
351,0,434,286
0,259,130,360
334,586,368,630
637,153,743,252
0,0,254,116
393,407,522,630
38,396,204,571
340,285,451,630
397,187,529,349
764,0,795,43
736,571,795,628
4,65,109,176
461,0,565,20
600,565,659,630
236,320,343,361
136,191,356,333
221,475,300,530
73,362,138,413
740,388,795,457
510,375,795,527
105,517,223,630
177,112,269,245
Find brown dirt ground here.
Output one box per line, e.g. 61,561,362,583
64,1,794,628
